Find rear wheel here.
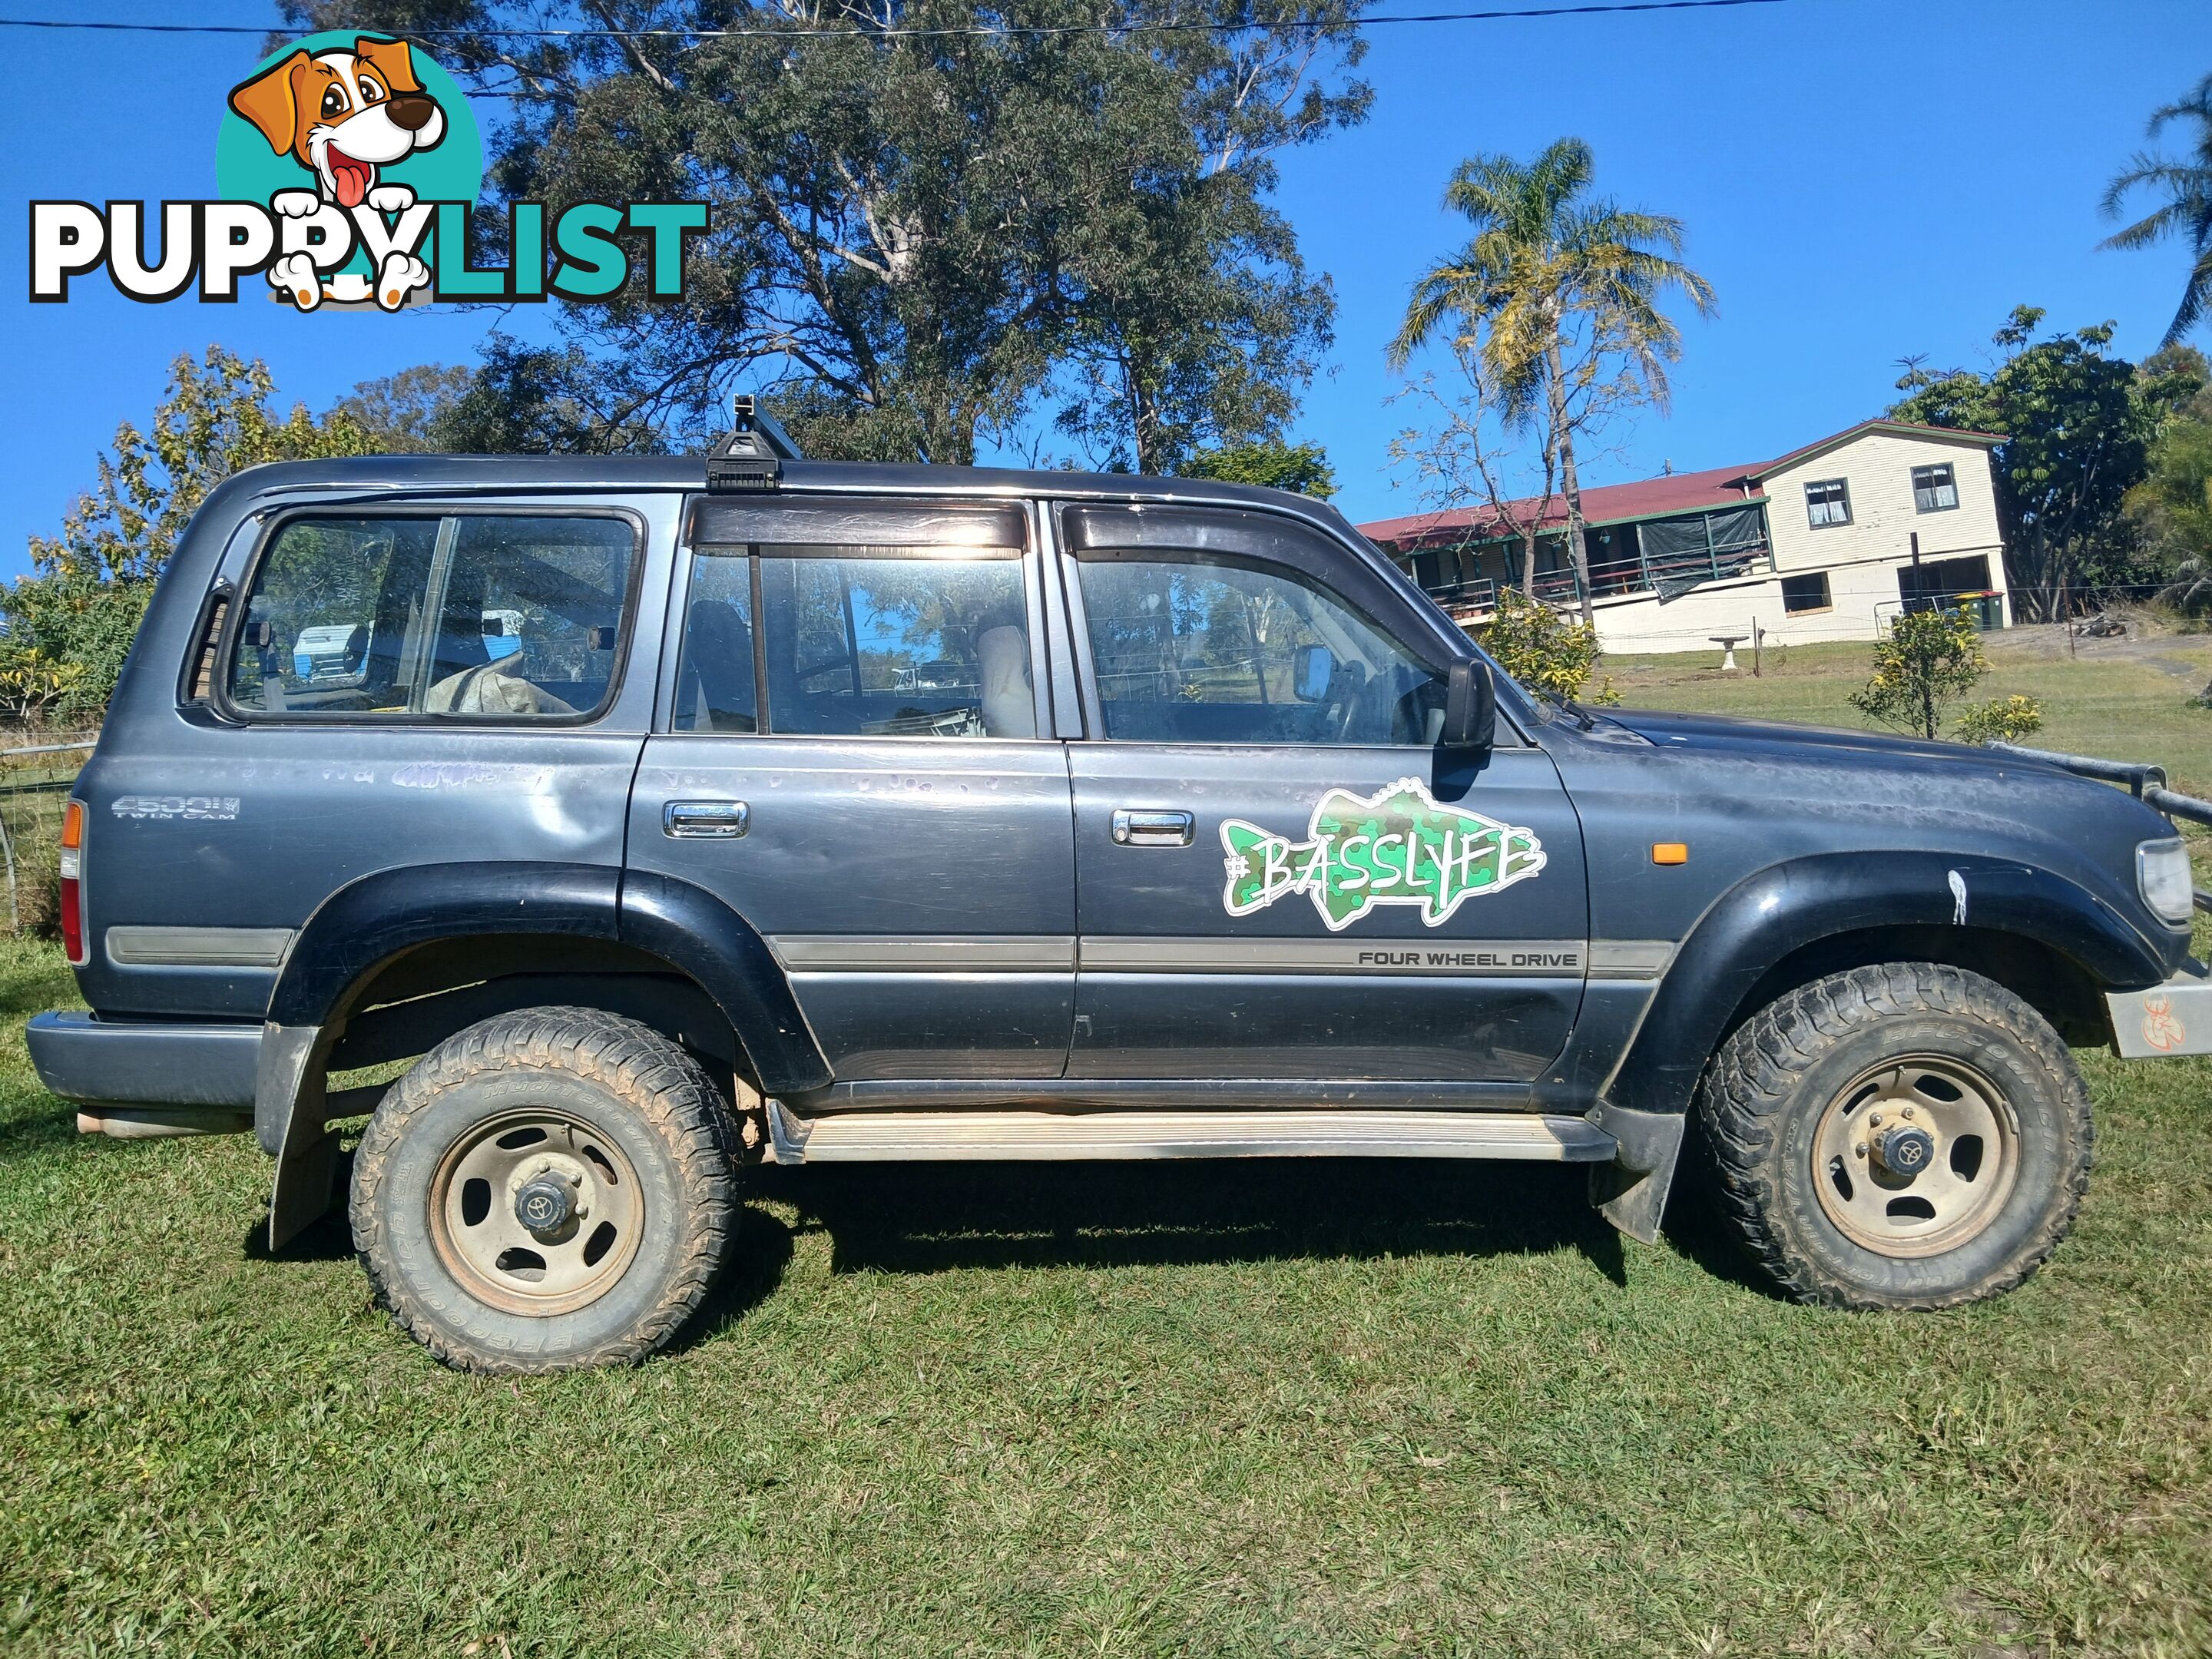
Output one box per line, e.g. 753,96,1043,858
351,1008,753,1373
1700,963,2091,1310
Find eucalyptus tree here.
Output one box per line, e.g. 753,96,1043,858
280,0,1368,467
1386,137,1714,624
2103,71,2212,346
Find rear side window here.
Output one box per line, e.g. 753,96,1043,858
226,514,638,720
675,547,1035,740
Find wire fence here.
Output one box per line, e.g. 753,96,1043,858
0,733,94,935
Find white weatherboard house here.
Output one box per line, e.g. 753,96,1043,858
1359,420,2011,655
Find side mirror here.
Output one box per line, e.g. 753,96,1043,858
1440,657,1495,751
1291,643,1334,703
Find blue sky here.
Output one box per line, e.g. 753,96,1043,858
2,0,2207,579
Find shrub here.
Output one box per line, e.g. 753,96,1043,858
1848,607,1988,740
1954,694,2045,745
1479,588,1619,704
9,818,61,939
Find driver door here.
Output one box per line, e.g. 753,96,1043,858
1061,505,1588,1082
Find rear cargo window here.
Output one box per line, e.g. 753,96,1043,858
225,513,638,720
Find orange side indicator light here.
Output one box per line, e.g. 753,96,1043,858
1651,842,1688,866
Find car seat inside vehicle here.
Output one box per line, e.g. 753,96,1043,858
976,624,1035,739
678,598,759,733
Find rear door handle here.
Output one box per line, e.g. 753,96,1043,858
664,800,749,839
1111,808,1194,847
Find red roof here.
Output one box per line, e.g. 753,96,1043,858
1358,418,2002,552
1361,462,1757,551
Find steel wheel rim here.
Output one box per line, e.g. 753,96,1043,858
428,1107,644,1316
1810,1054,2019,1257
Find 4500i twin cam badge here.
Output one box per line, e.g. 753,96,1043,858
1220,776,1545,930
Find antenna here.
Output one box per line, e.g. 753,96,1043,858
706,393,803,493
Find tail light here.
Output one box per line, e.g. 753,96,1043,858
59,800,85,966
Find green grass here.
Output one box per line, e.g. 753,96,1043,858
2,922,2210,1657
1602,624,2212,798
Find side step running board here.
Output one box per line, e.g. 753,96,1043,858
766,1101,1616,1165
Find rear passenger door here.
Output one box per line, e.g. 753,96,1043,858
626,496,1076,1081
1058,504,1588,1082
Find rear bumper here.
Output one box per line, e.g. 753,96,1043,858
26,1012,261,1109
2107,970,2212,1058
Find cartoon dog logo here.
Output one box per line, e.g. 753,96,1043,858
227,37,445,310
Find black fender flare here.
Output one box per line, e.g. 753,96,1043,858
268,860,621,1031
617,869,832,1094
1608,849,2175,1121
266,859,832,1098
260,861,830,1247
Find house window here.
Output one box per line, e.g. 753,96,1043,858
1912,463,1959,513
1805,478,1852,528
1780,571,1832,614
1898,554,1995,613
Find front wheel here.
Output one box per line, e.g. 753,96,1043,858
350,1008,752,1373
1700,963,2092,1310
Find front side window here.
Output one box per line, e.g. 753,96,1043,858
1077,555,1444,746
1805,478,1852,528
1912,462,1959,513
227,514,637,719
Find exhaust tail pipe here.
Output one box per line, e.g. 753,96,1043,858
76,1109,253,1140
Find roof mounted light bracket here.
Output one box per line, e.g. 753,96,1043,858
707,394,801,494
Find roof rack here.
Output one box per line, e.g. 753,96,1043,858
706,395,803,494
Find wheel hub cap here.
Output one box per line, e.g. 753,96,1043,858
1810,1056,2019,1257
1873,1122,1938,1177
515,1173,577,1235
428,1113,641,1316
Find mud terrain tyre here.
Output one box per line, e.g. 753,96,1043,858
351,1008,753,1373
1700,963,2091,1310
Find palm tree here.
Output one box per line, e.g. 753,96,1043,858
1388,138,1715,624
2102,72,2212,346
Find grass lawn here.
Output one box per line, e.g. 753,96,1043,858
1602,620,2212,799
5,952,2212,1656
4,634,2212,1655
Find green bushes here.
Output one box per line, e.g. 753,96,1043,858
1847,608,2047,744
1954,694,2047,745
1479,589,1619,704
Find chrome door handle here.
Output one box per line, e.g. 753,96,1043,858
664,800,749,839
1111,808,1194,847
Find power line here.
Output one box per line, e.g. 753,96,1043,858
0,0,1790,43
